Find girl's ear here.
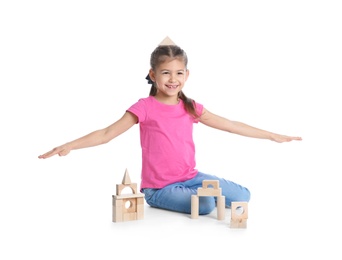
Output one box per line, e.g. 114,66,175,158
149,69,155,82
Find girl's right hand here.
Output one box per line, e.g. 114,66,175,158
38,143,71,159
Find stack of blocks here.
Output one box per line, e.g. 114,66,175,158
191,180,248,228
112,174,248,228
191,180,225,220
112,169,145,222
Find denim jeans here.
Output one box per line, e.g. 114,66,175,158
142,171,250,215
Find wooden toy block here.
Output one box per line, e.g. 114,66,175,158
216,195,225,220
121,169,131,184
191,195,199,219
112,168,145,222
230,201,248,228
197,180,222,197
159,36,176,46
112,197,123,222
137,203,144,220
116,183,138,195
116,168,139,195
197,187,222,197
191,180,225,220
202,180,220,189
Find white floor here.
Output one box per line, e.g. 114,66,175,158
1,162,340,259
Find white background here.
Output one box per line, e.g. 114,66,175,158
1,0,341,259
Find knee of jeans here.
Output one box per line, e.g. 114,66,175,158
228,190,251,207
198,197,216,215
243,189,251,202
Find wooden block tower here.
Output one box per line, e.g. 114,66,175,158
230,201,248,228
112,168,145,222
191,180,225,220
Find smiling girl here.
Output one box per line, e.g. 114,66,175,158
39,38,302,215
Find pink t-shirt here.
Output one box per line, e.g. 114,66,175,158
127,96,204,189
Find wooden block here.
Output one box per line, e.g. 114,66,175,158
114,193,144,199
123,212,137,222
216,196,225,220
191,195,199,219
137,197,144,205
230,201,248,228
123,198,136,213
197,180,221,196
122,168,132,184
137,204,144,220
113,196,123,206
112,196,123,222
202,180,220,189
116,183,138,195
231,202,248,220
230,219,247,228
197,187,222,197
159,36,176,46
113,208,123,222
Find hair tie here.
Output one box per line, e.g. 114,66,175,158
145,74,153,85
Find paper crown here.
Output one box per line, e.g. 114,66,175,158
159,36,176,46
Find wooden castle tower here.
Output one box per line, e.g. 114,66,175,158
112,169,144,222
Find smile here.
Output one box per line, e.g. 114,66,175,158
166,85,178,89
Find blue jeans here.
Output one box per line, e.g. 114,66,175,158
142,171,250,215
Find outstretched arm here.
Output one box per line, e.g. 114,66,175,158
199,108,302,143
38,111,138,159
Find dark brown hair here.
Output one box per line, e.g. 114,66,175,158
148,45,200,119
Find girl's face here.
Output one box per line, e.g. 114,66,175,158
149,58,189,103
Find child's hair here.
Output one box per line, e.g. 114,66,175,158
147,45,200,119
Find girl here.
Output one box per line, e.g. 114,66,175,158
38,42,302,215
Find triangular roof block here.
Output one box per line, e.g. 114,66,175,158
121,168,132,184
159,36,176,46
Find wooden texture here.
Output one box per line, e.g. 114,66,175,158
112,169,145,222
230,201,248,228
159,36,176,45
191,180,225,220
